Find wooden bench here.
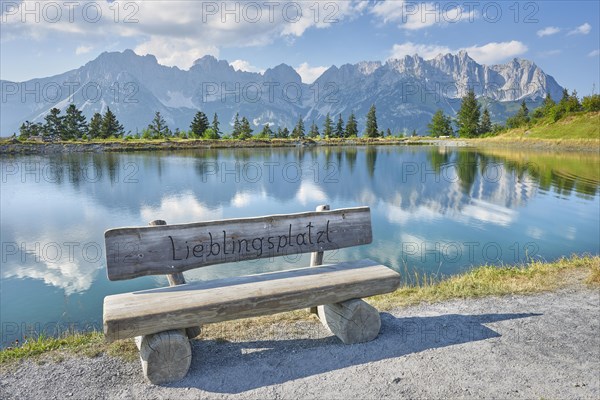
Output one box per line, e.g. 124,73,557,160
103,205,400,384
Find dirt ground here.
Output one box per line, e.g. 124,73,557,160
1,286,598,400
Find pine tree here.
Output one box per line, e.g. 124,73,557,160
566,90,582,113
427,109,453,137
258,123,274,139
479,108,492,135
190,111,210,138
19,122,31,140
335,114,344,138
365,104,379,138
323,113,333,138
239,117,253,140
100,107,124,138
148,111,170,138
211,113,221,138
43,108,64,140
542,93,556,113
232,113,241,138
386,128,392,137
19,122,29,140
582,94,600,112
345,112,358,137
291,118,305,139
520,100,529,118
88,113,103,139
456,89,480,138
63,104,88,140
281,127,290,139
18,121,43,140
309,120,320,138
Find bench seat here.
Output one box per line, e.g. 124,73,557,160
104,259,400,342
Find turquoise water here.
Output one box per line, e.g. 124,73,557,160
1,146,599,346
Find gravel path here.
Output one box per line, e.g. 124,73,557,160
1,287,598,400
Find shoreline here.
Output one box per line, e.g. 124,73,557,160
0,138,410,155
1,272,598,398
1,136,598,155
2,255,597,362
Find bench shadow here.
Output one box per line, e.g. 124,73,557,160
168,312,542,393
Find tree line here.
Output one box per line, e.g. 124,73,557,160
18,106,125,141
428,89,600,138
18,104,395,141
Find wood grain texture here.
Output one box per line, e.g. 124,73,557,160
105,207,372,281
103,259,400,342
309,204,330,314
148,219,201,340
317,299,381,344
135,329,191,384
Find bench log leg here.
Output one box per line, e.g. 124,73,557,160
135,329,192,384
317,299,381,344
150,220,202,340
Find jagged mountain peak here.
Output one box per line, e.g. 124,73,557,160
192,54,219,66
91,49,159,67
263,63,302,84
457,50,470,60
191,54,232,73
357,61,382,75
1,49,564,137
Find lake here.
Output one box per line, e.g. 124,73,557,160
1,146,599,346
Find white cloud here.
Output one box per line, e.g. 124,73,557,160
2,255,102,296
353,0,371,13
371,0,407,24
391,42,452,59
75,45,93,55
526,227,544,240
385,203,441,225
140,193,221,224
537,26,561,37
390,40,528,65
2,1,360,70
588,49,600,57
564,227,577,241
295,181,327,205
134,37,220,70
568,22,591,35
371,1,477,30
459,199,517,227
295,62,328,84
230,60,264,73
462,41,528,64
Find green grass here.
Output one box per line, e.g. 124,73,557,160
470,147,600,189
1,255,598,364
0,331,139,365
497,112,599,140
2,136,409,148
587,262,600,285
370,254,599,310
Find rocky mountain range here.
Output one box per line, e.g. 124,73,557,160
0,49,564,136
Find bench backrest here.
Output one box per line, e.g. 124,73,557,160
105,207,372,281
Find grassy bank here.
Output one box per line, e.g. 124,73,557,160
472,112,600,151
0,136,411,155
1,254,598,365
3,112,598,153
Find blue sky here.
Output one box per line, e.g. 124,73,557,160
1,1,599,95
